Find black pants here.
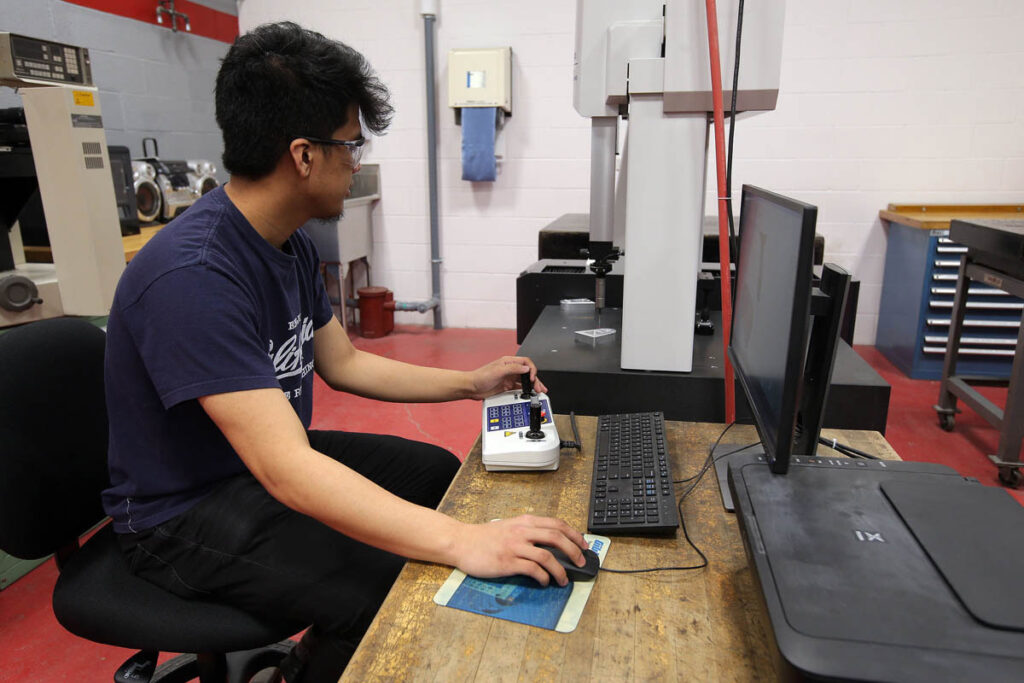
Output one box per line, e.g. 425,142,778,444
118,431,460,682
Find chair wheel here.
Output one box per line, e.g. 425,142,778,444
998,467,1022,488
938,413,955,432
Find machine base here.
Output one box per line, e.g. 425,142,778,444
518,306,890,432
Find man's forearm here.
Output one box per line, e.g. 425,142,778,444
325,349,477,402
272,442,465,564
312,316,536,403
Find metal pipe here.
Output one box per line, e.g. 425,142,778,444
422,8,443,329
350,294,438,315
350,296,438,313
349,295,440,314
705,0,736,423
393,297,441,314
156,0,190,32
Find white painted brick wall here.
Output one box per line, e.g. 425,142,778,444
238,0,1024,342
238,0,590,329
723,0,1024,343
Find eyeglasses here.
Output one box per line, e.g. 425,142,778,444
300,135,366,167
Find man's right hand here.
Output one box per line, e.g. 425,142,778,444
448,514,589,587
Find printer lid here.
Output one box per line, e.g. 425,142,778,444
882,478,1024,632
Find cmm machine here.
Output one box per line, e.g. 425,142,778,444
568,0,783,373
516,1,889,432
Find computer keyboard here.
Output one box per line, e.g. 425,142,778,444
588,411,680,535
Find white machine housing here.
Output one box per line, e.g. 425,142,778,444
1,33,125,327
481,390,560,472
573,0,784,372
1,86,125,326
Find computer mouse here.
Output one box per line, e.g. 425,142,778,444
537,545,600,583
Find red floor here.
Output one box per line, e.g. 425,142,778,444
856,345,1021,504
1,327,1019,681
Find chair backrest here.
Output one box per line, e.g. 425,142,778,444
0,317,109,560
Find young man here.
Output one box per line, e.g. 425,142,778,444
102,21,587,682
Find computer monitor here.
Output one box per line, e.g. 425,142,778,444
714,185,851,504
730,185,817,473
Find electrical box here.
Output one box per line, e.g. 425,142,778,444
447,47,512,113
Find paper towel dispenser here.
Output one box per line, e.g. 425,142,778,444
447,47,512,115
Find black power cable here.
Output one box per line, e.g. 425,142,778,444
724,0,745,291
817,436,879,460
599,423,757,576
600,424,880,576
560,411,583,451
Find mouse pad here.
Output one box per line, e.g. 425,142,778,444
433,535,609,633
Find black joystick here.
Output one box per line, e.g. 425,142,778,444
525,396,545,440
520,372,533,398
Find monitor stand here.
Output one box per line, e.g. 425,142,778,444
716,264,855,510
712,442,762,511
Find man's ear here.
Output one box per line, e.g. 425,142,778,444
289,138,313,178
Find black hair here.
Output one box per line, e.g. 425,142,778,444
215,21,393,179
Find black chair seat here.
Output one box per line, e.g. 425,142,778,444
53,525,303,654
1,319,303,679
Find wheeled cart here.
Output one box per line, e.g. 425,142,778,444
934,218,1024,487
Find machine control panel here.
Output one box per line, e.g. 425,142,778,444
485,398,552,432
481,391,560,472
0,33,94,89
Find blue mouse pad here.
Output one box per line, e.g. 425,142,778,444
433,535,609,632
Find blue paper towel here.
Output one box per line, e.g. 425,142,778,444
461,106,497,182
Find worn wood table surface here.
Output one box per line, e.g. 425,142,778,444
878,203,1024,231
23,224,162,264
341,417,900,682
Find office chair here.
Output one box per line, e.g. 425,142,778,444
0,318,302,683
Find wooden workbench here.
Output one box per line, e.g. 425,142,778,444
22,223,163,264
341,417,900,682
879,204,1024,231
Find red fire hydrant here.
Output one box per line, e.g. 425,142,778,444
357,286,395,338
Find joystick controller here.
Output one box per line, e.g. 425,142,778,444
480,370,561,471
526,396,545,440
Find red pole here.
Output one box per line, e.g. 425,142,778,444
704,0,736,424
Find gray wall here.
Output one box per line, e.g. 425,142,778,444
1,0,230,182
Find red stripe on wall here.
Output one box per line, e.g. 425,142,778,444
61,0,238,44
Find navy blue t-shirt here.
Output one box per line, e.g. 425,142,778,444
102,186,334,533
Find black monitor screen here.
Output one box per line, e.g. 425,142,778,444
730,186,817,472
